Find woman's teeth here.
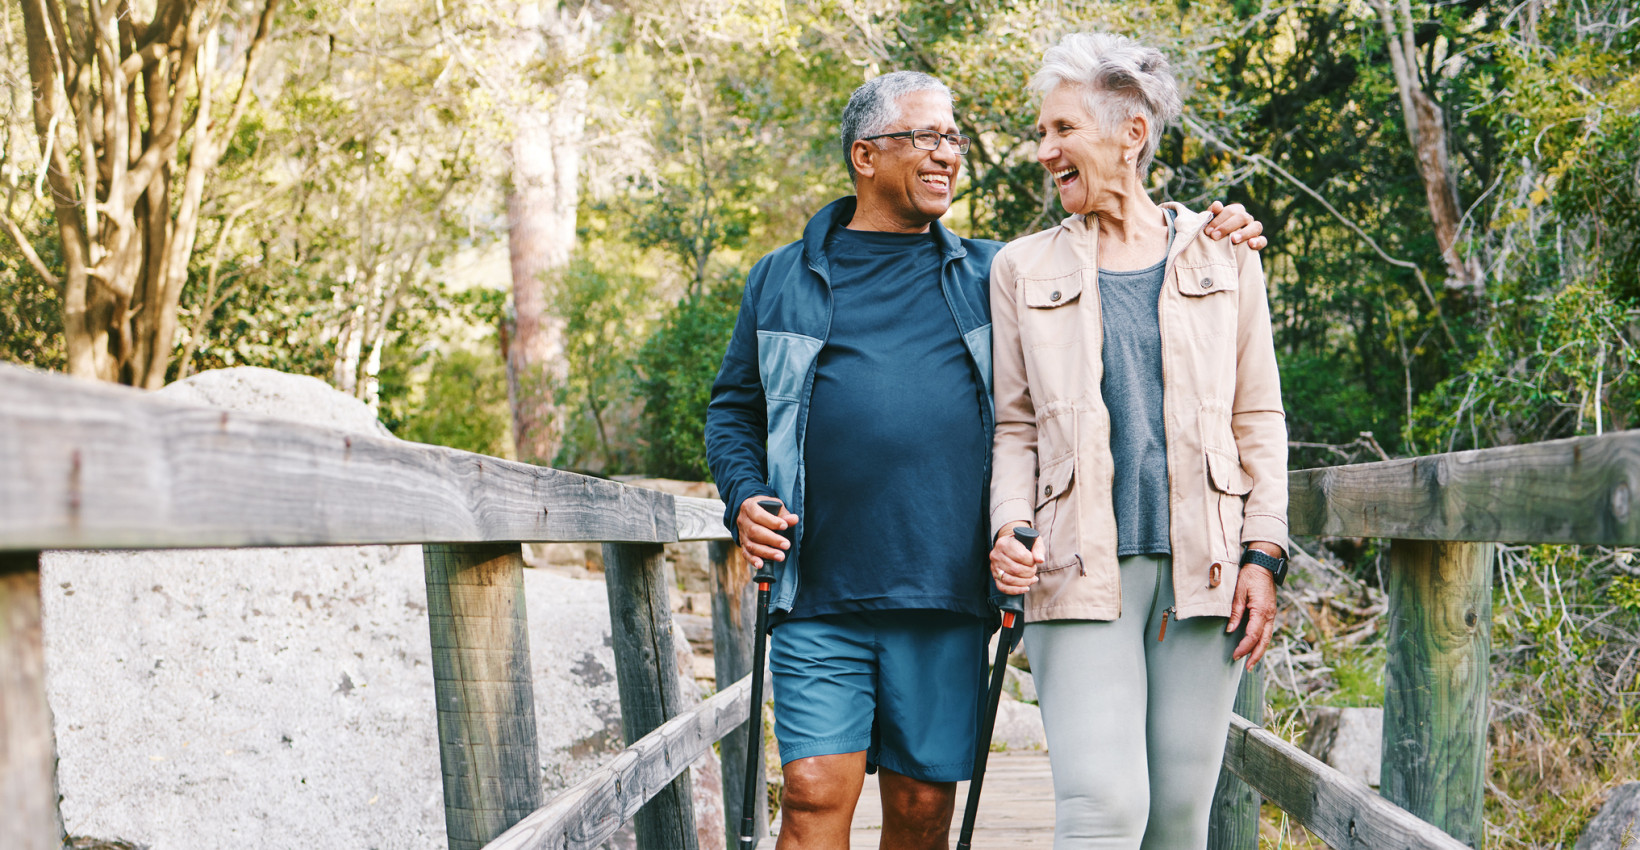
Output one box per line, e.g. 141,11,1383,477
1053,167,1079,184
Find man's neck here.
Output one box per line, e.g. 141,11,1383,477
845,197,934,234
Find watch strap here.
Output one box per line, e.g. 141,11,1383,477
1239,548,1288,586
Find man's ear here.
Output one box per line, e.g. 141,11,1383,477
850,139,878,181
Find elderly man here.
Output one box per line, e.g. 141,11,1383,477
705,71,1265,849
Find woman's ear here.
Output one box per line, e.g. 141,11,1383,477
1124,114,1148,162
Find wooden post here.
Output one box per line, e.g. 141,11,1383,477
1381,540,1493,847
1207,668,1264,850
1,552,64,850
604,542,699,850
710,539,767,846
424,543,543,850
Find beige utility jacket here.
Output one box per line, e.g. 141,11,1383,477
990,204,1288,623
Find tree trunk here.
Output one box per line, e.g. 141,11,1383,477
7,0,280,386
1373,0,1483,299
503,12,587,466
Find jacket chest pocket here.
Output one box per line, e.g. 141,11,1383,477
1174,262,1239,298
1020,271,1086,352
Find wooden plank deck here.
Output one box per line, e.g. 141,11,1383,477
765,751,1056,848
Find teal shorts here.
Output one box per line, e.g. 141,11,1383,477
768,610,987,782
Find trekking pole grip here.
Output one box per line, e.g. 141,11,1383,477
753,499,789,587
998,527,1037,629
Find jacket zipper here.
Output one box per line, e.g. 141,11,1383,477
1154,210,1182,626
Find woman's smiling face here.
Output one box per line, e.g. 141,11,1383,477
1034,85,1136,215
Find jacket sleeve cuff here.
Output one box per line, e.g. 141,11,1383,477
720,483,777,545
989,497,1033,541
1241,513,1290,553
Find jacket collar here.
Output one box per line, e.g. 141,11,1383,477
803,196,967,277
1159,203,1214,265
1059,203,1214,266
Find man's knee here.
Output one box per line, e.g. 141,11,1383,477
879,772,956,834
781,755,864,816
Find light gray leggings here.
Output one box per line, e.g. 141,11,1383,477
1024,554,1245,849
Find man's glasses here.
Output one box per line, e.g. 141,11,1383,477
860,129,971,155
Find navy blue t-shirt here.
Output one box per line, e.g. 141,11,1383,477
785,227,990,621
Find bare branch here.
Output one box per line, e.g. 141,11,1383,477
214,0,281,143
0,210,62,287
117,40,165,76
1182,113,1457,348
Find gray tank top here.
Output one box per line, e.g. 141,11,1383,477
1097,211,1174,556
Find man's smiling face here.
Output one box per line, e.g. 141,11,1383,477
855,90,963,231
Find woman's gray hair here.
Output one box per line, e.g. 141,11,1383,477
840,71,953,180
1029,32,1182,176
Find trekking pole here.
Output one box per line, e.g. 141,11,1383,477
956,526,1038,850
738,499,787,850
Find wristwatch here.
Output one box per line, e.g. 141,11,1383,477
1239,548,1289,587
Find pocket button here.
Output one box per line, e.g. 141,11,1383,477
1050,290,1061,301
1044,484,1054,497
1199,277,1213,290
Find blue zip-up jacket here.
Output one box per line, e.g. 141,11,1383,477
704,196,1003,615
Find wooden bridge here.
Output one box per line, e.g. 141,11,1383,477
2,362,1636,849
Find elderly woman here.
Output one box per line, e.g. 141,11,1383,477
987,32,1289,848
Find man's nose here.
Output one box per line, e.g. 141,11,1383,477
930,137,958,165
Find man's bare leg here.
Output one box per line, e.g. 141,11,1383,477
879,768,957,850
776,751,868,849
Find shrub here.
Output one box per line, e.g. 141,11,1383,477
634,280,741,480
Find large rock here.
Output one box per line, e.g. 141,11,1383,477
1004,666,1037,704
41,368,718,849
992,695,1047,752
158,366,393,438
1301,707,1383,787
45,549,641,850
1577,782,1640,850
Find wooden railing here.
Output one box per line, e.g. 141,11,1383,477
1208,429,1640,848
0,364,751,850
4,361,1636,849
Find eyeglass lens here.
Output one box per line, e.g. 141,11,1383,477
911,129,970,154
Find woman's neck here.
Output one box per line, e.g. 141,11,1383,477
1084,177,1168,270
1084,177,1162,241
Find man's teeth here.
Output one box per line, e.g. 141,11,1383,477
1053,167,1079,181
920,174,950,188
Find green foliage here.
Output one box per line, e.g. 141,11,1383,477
1610,573,1640,615
377,285,512,456
1406,1,1640,453
1410,283,1638,451
1326,645,1386,709
548,258,655,474
633,280,741,480
0,215,64,371
381,344,513,456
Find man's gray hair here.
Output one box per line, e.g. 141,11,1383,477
840,71,953,181
1029,32,1182,176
